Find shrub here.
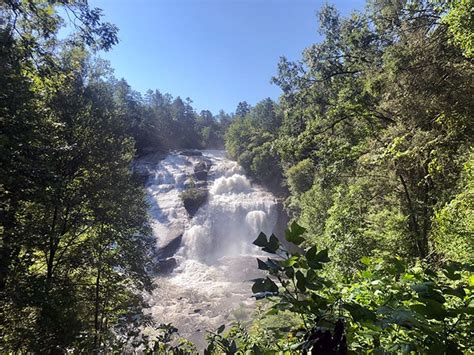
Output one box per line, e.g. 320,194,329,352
286,158,315,194
180,188,208,217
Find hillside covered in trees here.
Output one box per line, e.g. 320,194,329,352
0,0,229,351
223,0,474,353
226,0,473,268
1,0,473,353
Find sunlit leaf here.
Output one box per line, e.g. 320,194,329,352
285,221,306,245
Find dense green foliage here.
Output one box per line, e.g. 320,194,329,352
220,0,474,353
226,0,473,271
0,0,228,352
225,99,284,193
0,1,157,351
115,84,231,155
1,0,472,353
207,224,473,354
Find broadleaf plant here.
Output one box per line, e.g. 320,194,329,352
249,224,474,353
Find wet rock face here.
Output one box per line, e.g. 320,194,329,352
179,150,203,156
133,171,151,185
193,170,207,181
132,151,167,185
193,159,212,181
157,258,177,274
156,235,183,260
180,155,212,217
181,188,208,217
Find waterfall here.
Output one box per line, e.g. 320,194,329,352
138,150,278,348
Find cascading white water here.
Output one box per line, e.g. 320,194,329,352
139,150,278,348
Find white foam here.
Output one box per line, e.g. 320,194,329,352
140,150,278,349
209,174,252,195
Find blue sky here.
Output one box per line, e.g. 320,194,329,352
89,0,366,114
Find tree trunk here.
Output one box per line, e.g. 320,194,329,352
399,174,427,258
93,247,103,351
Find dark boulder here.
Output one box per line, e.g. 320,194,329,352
194,160,211,172
193,170,208,181
193,160,211,181
180,188,208,217
157,258,177,274
156,235,182,259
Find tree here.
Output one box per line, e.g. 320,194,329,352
268,1,473,266
0,2,154,352
235,101,251,118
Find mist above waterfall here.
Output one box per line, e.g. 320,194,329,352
137,150,278,348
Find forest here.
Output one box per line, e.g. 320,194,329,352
0,0,473,353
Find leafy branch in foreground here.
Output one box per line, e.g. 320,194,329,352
247,222,474,354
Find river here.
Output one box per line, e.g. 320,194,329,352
136,150,278,349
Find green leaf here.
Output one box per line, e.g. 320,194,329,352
280,255,299,267
315,249,330,263
291,220,306,234
305,281,323,291
446,341,463,355
306,246,321,269
422,299,447,320
217,324,225,334
468,275,474,287
412,282,446,303
463,264,474,272
252,278,267,293
410,304,433,318
306,269,316,282
266,308,278,316
284,266,295,278
285,221,306,245
264,277,279,293
256,258,269,270
427,340,446,355
263,234,279,254
306,248,330,269
443,286,466,299
305,246,317,260
443,264,462,280
229,340,237,353
391,257,406,274
342,303,377,322
411,299,447,320
295,270,306,292
267,258,281,271
252,344,262,355
253,232,268,247
252,277,279,294
310,293,329,308
308,261,323,270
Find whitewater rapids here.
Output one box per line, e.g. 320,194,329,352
138,150,278,348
